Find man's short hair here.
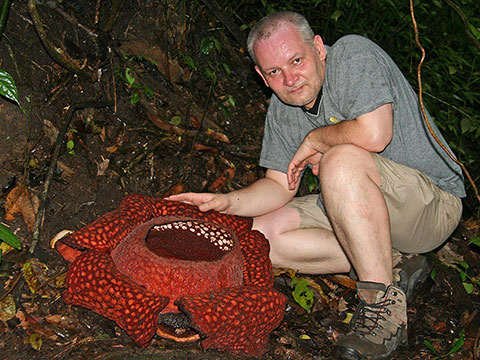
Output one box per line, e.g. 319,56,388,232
247,11,315,65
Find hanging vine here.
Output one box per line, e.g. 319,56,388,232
409,0,480,205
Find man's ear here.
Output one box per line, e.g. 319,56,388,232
313,35,326,60
255,65,270,88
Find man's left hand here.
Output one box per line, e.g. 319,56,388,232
287,139,322,190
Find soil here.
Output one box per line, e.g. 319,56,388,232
0,1,479,359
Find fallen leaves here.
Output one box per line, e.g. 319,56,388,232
22,258,61,299
4,184,40,232
162,183,185,198
0,295,16,322
147,113,231,143
208,167,235,192
16,310,59,342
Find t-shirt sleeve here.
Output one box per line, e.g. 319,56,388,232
259,111,296,173
329,53,394,120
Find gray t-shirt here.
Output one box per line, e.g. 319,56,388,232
259,35,465,203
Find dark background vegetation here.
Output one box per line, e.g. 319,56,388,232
0,0,479,359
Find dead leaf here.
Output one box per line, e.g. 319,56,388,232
106,144,119,153
56,160,76,181
29,333,42,351
208,168,236,193
205,129,230,143
97,157,110,176
4,185,25,220
0,294,16,322
162,183,185,198
463,217,480,230
148,113,185,136
42,119,59,144
99,126,106,142
304,276,330,303
273,267,297,277
4,184,40,231
16,310,58,342
190,114,200,128
0,240,15,256
433,321,447,332
327,274,357,290
45,314,75,330
193,143,217,153
206,156,216,173
22,258,59,299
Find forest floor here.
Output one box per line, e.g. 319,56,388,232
0,1,479,359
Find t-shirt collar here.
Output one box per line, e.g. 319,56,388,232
302,87,323,115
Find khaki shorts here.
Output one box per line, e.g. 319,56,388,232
287,154,463,254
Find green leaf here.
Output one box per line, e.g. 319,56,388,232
125,68,136,86
446,329,465,355
200,37,214,55
144,86,154,99
423,339,439,355
469,24,480,40
305,167,319,192
179,51,197,70
227,95,236,107
461,117,472,133
469,236,480,247
291,277,314,313
0,69,20,106
462,282,474,294
170,115,182,125
222,62,231,76
0,224,21,249
448,65,457,75
130,92,140,105
331,10,342,22
213,38,222,53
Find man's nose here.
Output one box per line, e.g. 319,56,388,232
283,69,297,86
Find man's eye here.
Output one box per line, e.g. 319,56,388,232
269,69,278,75
293,58,302,64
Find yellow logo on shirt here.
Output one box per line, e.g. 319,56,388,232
329,117,340,124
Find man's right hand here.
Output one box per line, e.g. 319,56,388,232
166,193,231,213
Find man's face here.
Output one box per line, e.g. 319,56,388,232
254,24,326,109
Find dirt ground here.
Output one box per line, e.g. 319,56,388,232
0,1,479,359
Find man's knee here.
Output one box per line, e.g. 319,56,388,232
320,144,380,188
253,206,300,239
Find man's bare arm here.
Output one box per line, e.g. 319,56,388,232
287,103,393,189
307,103,393,153
167,169,298,217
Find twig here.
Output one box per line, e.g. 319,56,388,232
54,6,98,39
29,100,113,256
200,0,247,49
0,0,12,40
445,0,480,52
26,0,96,81
102,0,127,33
0,271,22,303
409,0,480,204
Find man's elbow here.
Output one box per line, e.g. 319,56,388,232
367,131,392,152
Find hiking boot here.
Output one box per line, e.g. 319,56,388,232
334,281,407,359
348,250,432,301
392,252,432,301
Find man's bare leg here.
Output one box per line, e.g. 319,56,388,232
254,144,392,288
253,206,351,274
320,144,392,286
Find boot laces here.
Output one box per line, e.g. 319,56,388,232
350,298,394,336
